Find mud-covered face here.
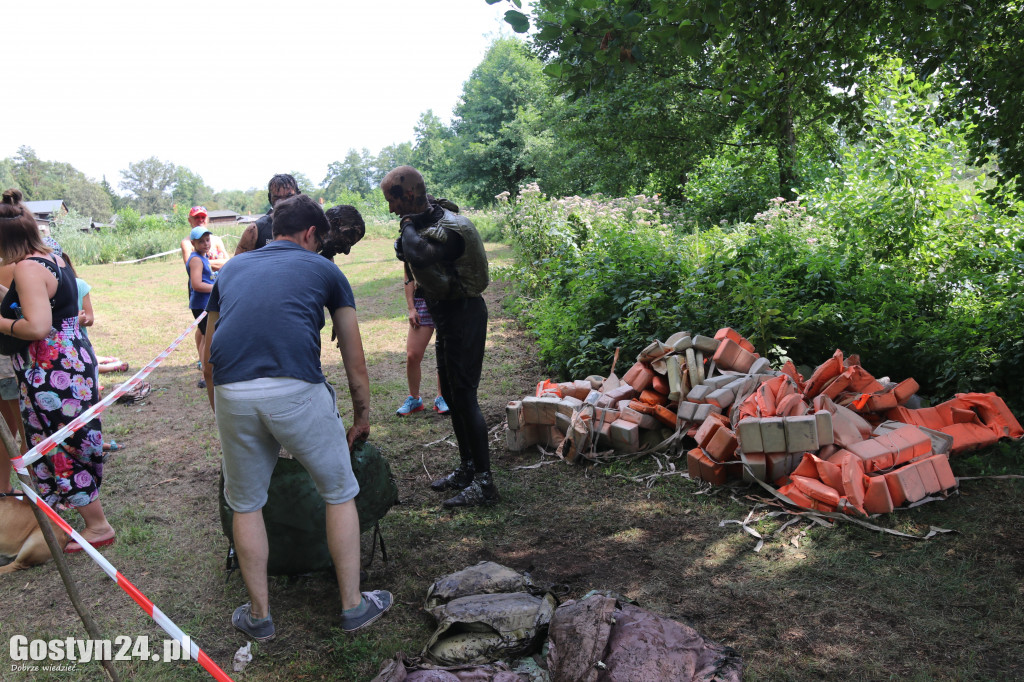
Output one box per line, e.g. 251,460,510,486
318,222,364,258
382,168,427,215
383,184,418,216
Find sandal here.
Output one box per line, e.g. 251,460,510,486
65,535,116,554
103,440,122,452
116,381,152,405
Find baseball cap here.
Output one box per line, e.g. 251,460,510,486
188,206,208,219
190,226,213,240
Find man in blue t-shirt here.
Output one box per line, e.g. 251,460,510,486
201,194,391,640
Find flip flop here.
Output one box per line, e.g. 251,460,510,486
64,535,116,554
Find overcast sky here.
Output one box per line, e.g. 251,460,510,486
2,0,520,193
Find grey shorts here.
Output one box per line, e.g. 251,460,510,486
215,378,359,513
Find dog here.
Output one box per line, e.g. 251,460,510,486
0,495,69,575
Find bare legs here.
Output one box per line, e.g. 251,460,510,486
233,499,363,619
406,323,433,399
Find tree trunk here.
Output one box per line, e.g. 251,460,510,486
776,106,799,201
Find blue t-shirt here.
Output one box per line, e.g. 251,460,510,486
206,239,355,386
186,252,214,310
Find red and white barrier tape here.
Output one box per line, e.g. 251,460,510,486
16,483,234,682
12,312,205,472
8,313,234,681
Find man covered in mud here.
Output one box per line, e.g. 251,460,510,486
380,166,498,507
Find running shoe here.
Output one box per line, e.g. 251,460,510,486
396,395,424,416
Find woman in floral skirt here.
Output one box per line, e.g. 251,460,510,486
0,189,114,553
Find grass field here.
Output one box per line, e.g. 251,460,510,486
2,236,1023,681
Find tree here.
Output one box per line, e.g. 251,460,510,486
120,157,176,215
445,38,552,204
370,142,415,187
321,149,373,199
100,175,122,213
171,166,213,209
495,0,1024,197
6,146,113,220
412,110,455,193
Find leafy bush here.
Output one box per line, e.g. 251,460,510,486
498,181,1024,414
51,205,241,265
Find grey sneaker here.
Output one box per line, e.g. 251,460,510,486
443,472,500,508
430,463,475,491
340,590,393,633
232,603,275,642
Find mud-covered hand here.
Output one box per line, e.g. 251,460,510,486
346,420,370,448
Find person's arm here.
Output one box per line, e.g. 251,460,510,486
400,222,464,268
202,310,218,411
234,224,257,256
208,236,230,271
2,261,56,340
180,238,193,265
404,277,420,328
189,257,214,294
79,292,95,328
331,306,370,447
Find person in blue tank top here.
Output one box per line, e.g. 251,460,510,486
186,226,215,388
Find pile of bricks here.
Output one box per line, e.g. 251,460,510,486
504,328,1023,515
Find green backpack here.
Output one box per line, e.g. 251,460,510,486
218,440,399,576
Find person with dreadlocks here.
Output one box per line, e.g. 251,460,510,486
380,166,497,508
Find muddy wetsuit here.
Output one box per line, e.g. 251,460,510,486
398,200,490,475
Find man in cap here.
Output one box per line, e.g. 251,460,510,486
380,166,497,507
202,193,392,639
180,206,230,271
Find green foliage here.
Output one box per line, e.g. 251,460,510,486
4,146,114,220
51,205,193,265
499,164,1024,414
119,156,177,215
680,144,780,226
444,38,553,205
496,0,1024,194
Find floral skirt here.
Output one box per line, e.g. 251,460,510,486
13,318,103,510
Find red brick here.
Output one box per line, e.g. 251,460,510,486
706,426,739,462
884,465,926,507
791,475,841,508
638,389,666,406
714,327,756,354
623,362,655,392
864,474,894,514
653,404,678,429
802,349,844,399
712,338,756,373
847,438,894,472
938,422,1000,455
813,454,844,492
694,416,724,449
893,378,920,404
913,459,942,495
687,448,727,485
924,453,958,491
